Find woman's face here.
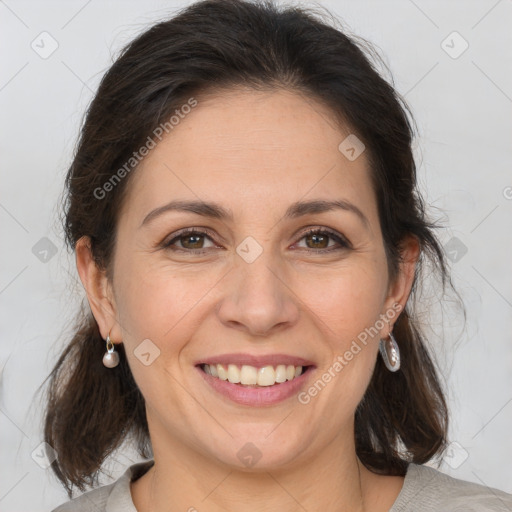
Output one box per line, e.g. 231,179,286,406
82,88,416,470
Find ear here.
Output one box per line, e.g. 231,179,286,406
380,235,420,336
75,236,122,344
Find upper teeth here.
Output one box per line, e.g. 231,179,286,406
203,364,304,386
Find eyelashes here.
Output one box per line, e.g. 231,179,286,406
292,227,351,252
163,228,217,253
161,226,351,255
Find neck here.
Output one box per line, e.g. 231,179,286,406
135,419,368,512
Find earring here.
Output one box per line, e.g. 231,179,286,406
102,332,120,368
379,331,400,372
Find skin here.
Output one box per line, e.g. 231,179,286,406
77,88,419,512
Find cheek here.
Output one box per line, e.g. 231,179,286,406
115,270,200,340
112,249,227,357
292,258,387,414
111,262,200,407
295,259,388,348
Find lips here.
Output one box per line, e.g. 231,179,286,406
195,353,315,368
194,353,316,406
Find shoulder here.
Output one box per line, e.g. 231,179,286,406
391,463,512,512
51,460,154,512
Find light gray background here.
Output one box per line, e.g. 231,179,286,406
1,0,511,510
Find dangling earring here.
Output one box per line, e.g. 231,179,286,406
102,331,120,368
379,331,400,372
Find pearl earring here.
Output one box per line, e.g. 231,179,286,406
102,332,120,368
379,331,400,372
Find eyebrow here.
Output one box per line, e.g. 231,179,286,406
140,198,370,229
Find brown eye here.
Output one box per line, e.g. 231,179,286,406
179,233,206,249
163,229,216,253
295,228,350,252
304,232,330,249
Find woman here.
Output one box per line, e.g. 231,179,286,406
45,0,512,510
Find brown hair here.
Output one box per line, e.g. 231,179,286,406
42,0,453,497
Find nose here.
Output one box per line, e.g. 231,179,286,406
216,250,300,337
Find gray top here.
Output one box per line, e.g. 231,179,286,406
52,460,512,511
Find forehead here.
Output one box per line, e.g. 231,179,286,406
119,88,377,227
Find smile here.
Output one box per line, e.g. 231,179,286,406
201,363,307,387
